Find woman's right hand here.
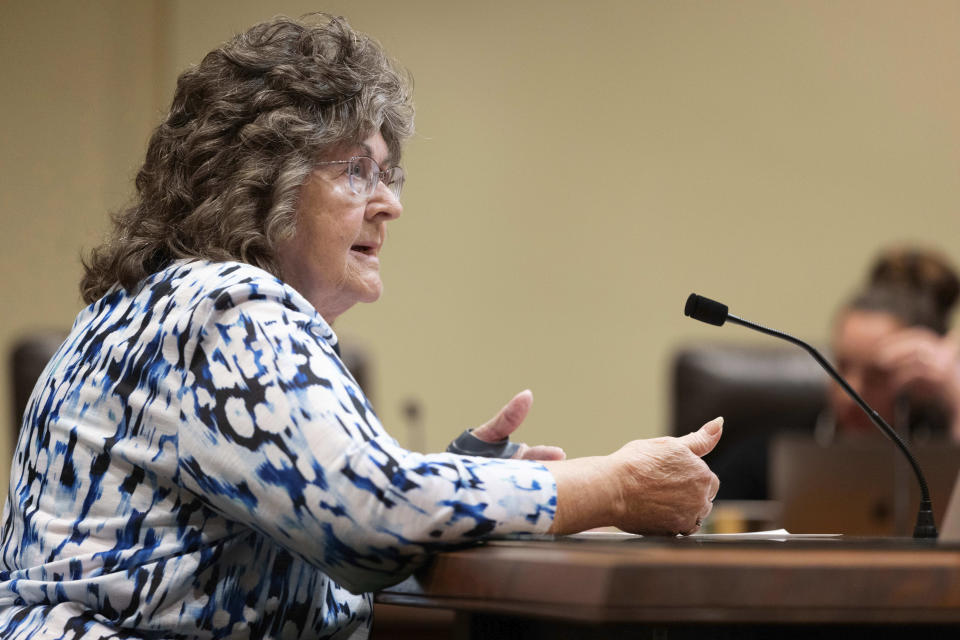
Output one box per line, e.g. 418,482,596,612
544,417,722,536
608,417,722,535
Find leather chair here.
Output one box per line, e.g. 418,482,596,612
670,342,829,470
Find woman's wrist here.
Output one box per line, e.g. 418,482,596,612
543,455,623,535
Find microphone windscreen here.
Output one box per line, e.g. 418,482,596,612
684,293,728,326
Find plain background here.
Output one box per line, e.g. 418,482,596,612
1,0,958,500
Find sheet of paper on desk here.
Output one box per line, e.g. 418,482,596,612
691,529,842,541
569,529,842,541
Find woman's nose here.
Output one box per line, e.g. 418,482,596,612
368,181,402,221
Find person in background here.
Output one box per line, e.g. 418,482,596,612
715,246,960,500
0,15,720,639
823,246,960,443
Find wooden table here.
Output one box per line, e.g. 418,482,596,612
377,535,960,639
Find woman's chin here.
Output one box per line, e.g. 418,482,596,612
355,279,384,304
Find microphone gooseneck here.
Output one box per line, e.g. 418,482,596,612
684,292,937,539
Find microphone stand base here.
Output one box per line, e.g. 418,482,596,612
913,503,938,539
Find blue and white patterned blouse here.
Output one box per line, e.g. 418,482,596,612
0,260,556,639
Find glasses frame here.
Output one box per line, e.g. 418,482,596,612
315,156,405,199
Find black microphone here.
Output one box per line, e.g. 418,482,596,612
684,293,937,539
684,293,729,326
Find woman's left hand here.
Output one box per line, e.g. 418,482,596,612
471,390,566,461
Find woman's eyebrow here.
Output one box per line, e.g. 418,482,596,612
359,142,393,166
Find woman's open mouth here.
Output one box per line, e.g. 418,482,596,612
350,243,380,260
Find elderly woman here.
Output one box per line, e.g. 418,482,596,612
0,16,720,639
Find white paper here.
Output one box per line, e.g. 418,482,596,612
689,529,842,541
568,528,842,541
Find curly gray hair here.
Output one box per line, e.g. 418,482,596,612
81,14,414,303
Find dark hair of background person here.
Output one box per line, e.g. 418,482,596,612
845,246,960,335
79,14,414,304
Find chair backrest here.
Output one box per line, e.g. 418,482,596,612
670,342,829,465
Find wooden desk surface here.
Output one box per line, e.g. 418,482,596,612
377,537,960,625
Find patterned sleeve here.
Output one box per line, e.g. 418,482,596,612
177,279,557,593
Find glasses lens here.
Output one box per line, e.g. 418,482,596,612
348,156,376,197
347,157,404,199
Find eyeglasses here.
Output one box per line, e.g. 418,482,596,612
315,156,405,199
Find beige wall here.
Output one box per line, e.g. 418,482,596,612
1,0,958,497
0,1,164,496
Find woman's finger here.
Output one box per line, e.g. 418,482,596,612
517,444,566,461
471,390,533,443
